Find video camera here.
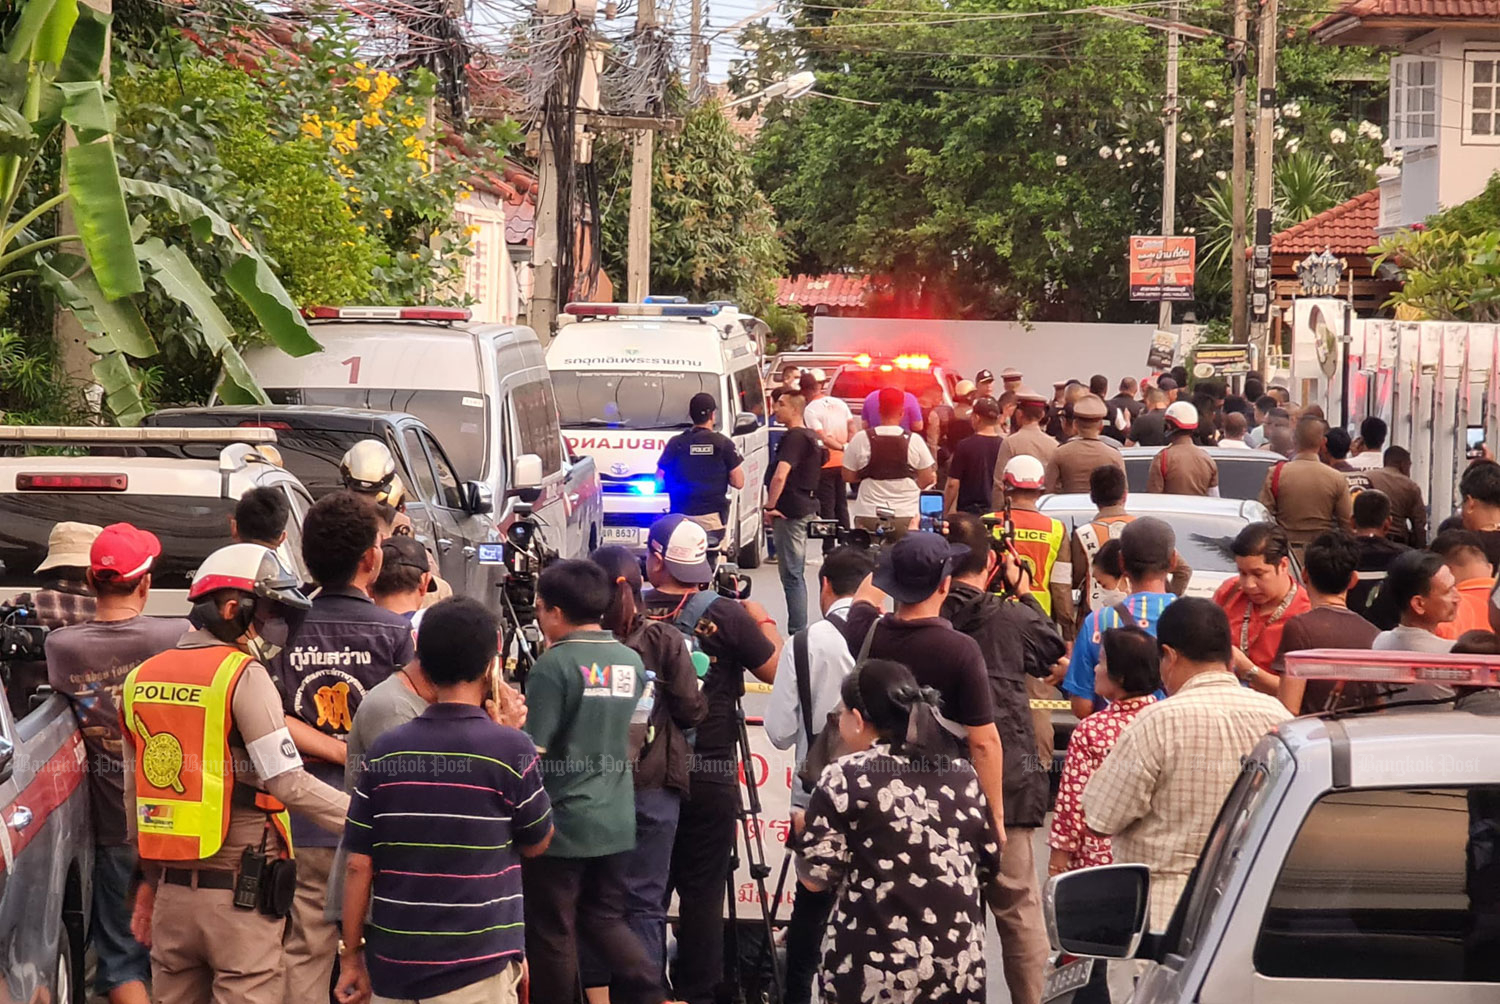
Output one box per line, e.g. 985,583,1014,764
979,502,1035,597
807,508,900,552
477,502,557,682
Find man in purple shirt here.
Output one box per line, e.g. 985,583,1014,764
861,388,924,432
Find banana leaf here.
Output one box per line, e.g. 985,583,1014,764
56,79,111,140
65,135,143,298
37,258,155,357
4,0,71,64
120,179,319,358
56,4,106,84
135,237,269,405
90,350,145,426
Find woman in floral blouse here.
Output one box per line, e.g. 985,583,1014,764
1048,625,1161,875
797,659,1000,1004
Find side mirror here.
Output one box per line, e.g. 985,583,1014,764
1045,864,1151,959
464,481,494,515
732,411,760,436
511,452,544,504
0,734,13,784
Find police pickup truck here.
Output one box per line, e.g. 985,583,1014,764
1045,648,1500,1004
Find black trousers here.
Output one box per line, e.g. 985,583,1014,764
814,467,849,554
782,881,836,1004
523,852,664,1004
666,779,739,1004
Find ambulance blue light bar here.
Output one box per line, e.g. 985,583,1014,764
602,476,661,496
564,302,722,318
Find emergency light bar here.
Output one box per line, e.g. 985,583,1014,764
304,306,472,322
602,475,661,496
1284,649,1500,687
849,353,934,371
0,426,280,445
563,302,723,318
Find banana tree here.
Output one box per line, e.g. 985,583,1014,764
0,0,318,424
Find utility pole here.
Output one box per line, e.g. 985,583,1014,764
1251,0,1279,359
1158,0,1179,333
627,0,657,302
531,128,562,341
1231,0,1249,343
689,0,703,94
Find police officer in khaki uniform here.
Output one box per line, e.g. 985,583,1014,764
1147,401,1220,496
992,389,1058,509
1259,414,1355,562
1045,394,1124,493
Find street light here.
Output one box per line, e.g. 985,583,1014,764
723,71,817,108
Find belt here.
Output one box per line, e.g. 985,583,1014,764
161,867,236,890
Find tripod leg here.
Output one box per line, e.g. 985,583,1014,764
734,701,786,1004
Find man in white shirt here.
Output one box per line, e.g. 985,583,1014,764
764,545,876,1004
1347,416,1388,470
843,386,937,535
1219,410,1252,448
799,372,856,550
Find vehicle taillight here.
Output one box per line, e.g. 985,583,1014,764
1284,648,1500,687
239,420,293,431
17,473,128,491
305,306,471,321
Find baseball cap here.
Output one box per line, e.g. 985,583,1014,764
648,514,714,585
1002,455,1046,490
972,395,1001,420
798,372,821,395
975,369,995,384
36,521,104,574
1121,516,1176,570
1164,400,1200,431
90,523,162,582
1158,376,1179,392
871,531,970,605
689,392,718,424
381,535,438,592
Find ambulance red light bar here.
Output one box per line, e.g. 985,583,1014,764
304,306,472,321
17,473,128,491
564,302,722,318
1284,649,1500,687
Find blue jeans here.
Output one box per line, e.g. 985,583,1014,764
93,844,150,994
580,787,682,987
773,513,813,634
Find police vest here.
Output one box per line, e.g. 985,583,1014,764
1076,514,1135,609
122,646,290,862
993,507,1067,615
859,430,917,481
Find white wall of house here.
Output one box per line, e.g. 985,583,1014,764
1384,27,1500,230
456,191,519,324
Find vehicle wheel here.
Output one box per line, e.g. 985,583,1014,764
738,522,763,569
55,915,79,1004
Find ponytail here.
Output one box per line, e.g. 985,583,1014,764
842,660,943,753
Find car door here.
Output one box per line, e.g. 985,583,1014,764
559,432,601,556
401,428,473,591
504,377,577,556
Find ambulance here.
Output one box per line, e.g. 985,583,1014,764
547,299,772,565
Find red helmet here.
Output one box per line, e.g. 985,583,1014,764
190,543,309,608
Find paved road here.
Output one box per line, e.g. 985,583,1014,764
742,546,1048,1004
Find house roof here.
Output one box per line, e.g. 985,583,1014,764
1271,189,1382,256
777,273,871,309
1312,0,1500,44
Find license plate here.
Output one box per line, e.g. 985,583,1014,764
603,527,642,543
1042,958,1094,1002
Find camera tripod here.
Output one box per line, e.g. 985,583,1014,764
722,694,785,1004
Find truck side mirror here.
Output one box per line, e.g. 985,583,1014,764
732,411,760,436
511,453,544,504
0,734,13,784
464,481,494,515
1045,864,1151,959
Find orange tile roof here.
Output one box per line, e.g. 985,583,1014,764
1271,189,1382,256
1313,0,1500,35
777,273,871,308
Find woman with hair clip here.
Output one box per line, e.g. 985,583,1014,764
796,659,1001,1003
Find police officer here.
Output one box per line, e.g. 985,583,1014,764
341,439,452,602
657,392,746,536
975,368,998,400
1045,394,1124,493
1147,401,1220,496
994,456,1074,637
1259,414,1355,563
991,389,1058,509
1000,367,1024,396
123,544,350,1004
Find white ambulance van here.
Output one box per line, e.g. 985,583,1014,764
547,300,771,566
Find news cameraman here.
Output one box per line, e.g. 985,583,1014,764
941,514,1062,1004
642,515,780,1004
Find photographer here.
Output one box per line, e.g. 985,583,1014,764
841,532,1008,843
641,515,780,1004
941,513,1062,1004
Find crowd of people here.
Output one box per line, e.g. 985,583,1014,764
19,356,1500,1004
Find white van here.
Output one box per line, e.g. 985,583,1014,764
238,306,604,563
547,300,771,565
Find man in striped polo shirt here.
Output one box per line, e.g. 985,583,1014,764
336,598,554,1004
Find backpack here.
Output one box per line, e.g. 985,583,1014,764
790,610,848,794
645,589,720,750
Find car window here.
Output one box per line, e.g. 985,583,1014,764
732,366,766,424
1122,454,1277,501
551,370,714,430
829,367,942,403
402,430,441,505
1254,786,1500,982
509,380,563,475
1046,509,1247,572
279,484,312,580
419,431,465,510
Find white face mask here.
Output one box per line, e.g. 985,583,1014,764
1097,587,1130,609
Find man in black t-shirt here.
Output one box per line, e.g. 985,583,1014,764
657,392,746,533
640,516,780,1004
944,395,1005,515
1349,489,1411,621
840,532,1008,842
1105,376,1144,443
767,391,826,633
1127,384,1169,446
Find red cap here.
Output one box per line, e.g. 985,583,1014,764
91,523,162,582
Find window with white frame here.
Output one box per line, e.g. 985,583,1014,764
1390,55,1437,148
1466,50,1500,142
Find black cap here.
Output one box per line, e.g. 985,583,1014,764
1158,376,1178,392
972,396,1001,420
690,392,718,424
1121,517,1176,569
975,369,995,384
871,532,970,604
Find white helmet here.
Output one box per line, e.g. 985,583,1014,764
1164,401,1200,434
189,543,310,658
340,440,397,496
1002,454,1046,491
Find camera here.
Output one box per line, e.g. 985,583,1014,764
807,508,899,551
478,503,557,682
0,602,46,663
713,561,751,600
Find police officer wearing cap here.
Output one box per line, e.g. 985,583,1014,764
1045,393,1125,493
1148,401,1220,496
123,544,350,1004
991,388,1058,509
974,369,997,400
657,392,747,535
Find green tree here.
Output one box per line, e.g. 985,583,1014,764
1373,172,1500,322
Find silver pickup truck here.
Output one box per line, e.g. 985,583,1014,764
1046,648,1500,1004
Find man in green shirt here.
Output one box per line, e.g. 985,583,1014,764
523,559,667,1004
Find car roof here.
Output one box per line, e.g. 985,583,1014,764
0,452,295,496
1274,705,1500,787
1120,446,1280,462
147,405,416,433
1039,492,1271,522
